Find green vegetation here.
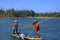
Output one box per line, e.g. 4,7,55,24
0,8,60,18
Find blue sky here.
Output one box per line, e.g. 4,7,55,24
0,0,60,13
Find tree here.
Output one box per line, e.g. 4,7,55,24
5,8,15,17
0,9,5,15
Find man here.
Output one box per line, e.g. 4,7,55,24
33,21,40,38
13,20,18,34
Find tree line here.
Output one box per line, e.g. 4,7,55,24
0,8,60,17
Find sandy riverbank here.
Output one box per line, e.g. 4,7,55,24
27,17,60,19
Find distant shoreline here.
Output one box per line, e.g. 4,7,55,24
27,17,60,19
0,17,60,19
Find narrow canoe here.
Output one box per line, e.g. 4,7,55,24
11,33,20,38
11,33,43,40
24,37,42,40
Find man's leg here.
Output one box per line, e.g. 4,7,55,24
35,31,40,38
13,29,15,34
16,29,18,34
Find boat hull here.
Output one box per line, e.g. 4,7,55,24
11,33,42,40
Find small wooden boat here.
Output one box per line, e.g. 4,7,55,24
11,33,43,40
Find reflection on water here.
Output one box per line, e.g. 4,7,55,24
11,36,20,40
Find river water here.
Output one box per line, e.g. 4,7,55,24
0,18,60,40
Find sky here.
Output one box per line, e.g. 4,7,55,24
0,0,60,13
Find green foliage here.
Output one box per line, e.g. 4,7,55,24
0,8,60,17
5,8,15,17
0,9,5,15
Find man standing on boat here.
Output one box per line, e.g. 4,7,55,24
33,20,40,38
13,20,19,34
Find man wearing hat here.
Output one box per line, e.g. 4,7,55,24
13,20,18,34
